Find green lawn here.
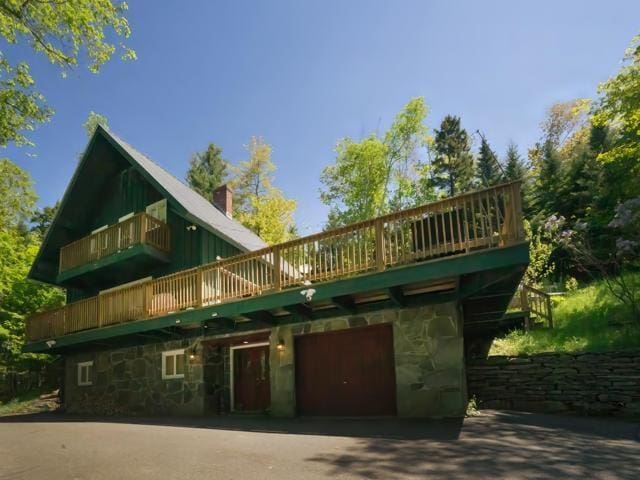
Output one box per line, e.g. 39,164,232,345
490,275,640,356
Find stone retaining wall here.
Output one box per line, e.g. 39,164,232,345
467,352,640,416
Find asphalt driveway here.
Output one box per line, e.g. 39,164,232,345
0,411,638,480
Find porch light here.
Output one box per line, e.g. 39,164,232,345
276,339,285,352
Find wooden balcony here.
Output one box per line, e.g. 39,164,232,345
57,212,170,282
26,182,525,344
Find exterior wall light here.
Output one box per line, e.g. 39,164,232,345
276,339,285,352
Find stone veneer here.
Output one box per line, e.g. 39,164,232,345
64,337,205,416
270,302,467,418
467,352,640,416
64,302,467,418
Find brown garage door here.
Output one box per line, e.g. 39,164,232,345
295,323,397,416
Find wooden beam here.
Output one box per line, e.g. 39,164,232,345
287,303,314,320
244,310,277,325
331,295,357,315
387,286,406,306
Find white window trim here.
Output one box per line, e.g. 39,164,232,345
162,349,186,380
229,342,270,412
77,361,93,386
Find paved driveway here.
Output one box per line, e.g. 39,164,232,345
0,411,638,480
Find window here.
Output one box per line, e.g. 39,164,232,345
77,361,93,386
162,349,185,379
146,199,167,223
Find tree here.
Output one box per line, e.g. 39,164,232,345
83,111,109,138
30,202,59,237
320,97,432,227
231,137,296,244
504,142,526,181
476,134,503,187
0,160,63,371
0,0,135,147
593,34,640,199
431,115,474,196
320,136,389,227
186,143,229,203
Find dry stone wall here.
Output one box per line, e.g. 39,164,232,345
467,352,640,416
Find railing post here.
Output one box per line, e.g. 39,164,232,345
196,269,203,307
273,246,282,291
375,219,386,271
140,213,147,245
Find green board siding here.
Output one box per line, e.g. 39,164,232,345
200,228,241,263
90,167,162,230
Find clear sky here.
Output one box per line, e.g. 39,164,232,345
4,0,640,234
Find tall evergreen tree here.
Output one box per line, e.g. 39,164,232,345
531,139,563,223
504,142,526,181
431,115,474,196
186,143,229,204
476,135,503,187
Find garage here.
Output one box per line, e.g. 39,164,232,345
294,323,397,416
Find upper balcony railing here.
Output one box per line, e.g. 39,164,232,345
59,212,171,274
26,181,524,343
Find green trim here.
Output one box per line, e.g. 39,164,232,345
23,242,529,353
56,243,169,283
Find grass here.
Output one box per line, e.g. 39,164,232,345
0,389,58,416
490,274,640,356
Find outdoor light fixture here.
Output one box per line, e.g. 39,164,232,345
276,339,285,352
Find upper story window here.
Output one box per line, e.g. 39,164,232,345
162,349,185,379
77,361,94,386
146,199,167,223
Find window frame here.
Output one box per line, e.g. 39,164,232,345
77,361,94,386
162,349,186,380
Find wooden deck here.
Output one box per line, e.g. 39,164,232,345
26,182,524,343
58,212,170,274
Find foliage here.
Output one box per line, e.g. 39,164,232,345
476,134,503,187
320,97,432,227
0,160,63,371
491,274,640,355
82,111,108,138
593,35,640,189
0,0,134,146
431,115,474,196
522,220,554,287
503,142,526,182
186,143,229,204
30,202,59,238
231,137,296,244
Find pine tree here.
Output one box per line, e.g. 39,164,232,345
431,115,474,196
531,139,563,222
186,143,229,204
504,142,526,181
476,135,503,187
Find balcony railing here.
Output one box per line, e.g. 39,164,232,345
26,181,524,343
59,212,171,274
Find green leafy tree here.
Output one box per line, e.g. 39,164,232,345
0,0,135,147
476,135,503,187
231,137,296,244
320,97,432,227
186,143,229,204
0,160,63,370
30,201,59,237
431,115,474,196
83,111,108,138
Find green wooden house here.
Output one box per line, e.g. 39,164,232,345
25,126,528,417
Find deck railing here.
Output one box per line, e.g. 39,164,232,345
26,181,524,342
509,283,554,329
58,212,171,273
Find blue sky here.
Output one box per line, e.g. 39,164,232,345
4,1,639,234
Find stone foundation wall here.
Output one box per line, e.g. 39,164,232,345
467,352,640,416
64,337,205,416
270,302,467,418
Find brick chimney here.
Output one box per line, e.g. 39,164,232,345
212,184,233,218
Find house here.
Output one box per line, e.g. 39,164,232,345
24,126,529,417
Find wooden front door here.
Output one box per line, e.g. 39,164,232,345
295,323,397,416
232,344,271,412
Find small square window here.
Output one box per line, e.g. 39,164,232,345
162,349,185,379
77,361,93,386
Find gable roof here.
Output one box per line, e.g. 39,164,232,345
28,126,267,284
102,128,267,253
